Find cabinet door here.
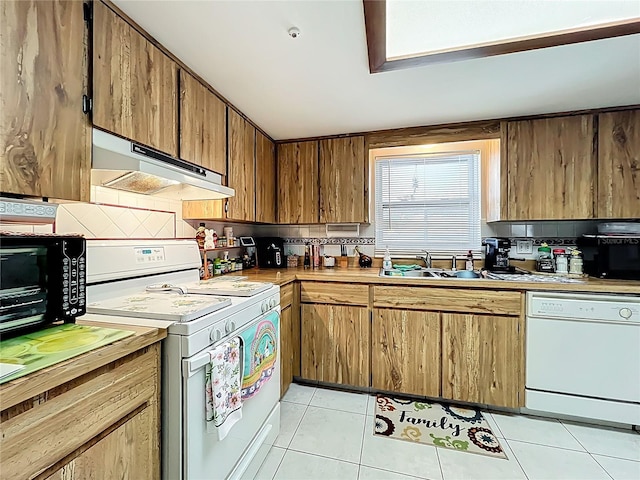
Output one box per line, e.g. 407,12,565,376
48,404,159,480
256,131,277,223
179,70,226,174
301,304,369,387
93,0,177,156
280,305,293,397
277,141,319,224
442,313,524,408
0,0,90,201
227,109,256,221
506,116,596,220
319,136,367,223
372,309,440,397
598,110,640,218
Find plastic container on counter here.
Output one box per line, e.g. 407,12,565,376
553,248,569,274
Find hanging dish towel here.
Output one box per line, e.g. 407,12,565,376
205,337,243,440
241,310,279,399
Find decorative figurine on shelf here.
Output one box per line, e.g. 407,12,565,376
195,222,206,249
354,245,372,268
204,229,215,250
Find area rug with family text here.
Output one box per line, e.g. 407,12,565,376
374,395,507,459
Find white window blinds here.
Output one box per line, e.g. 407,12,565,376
374,151,481,256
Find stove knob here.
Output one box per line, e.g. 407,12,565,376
269,298,276,308
225,321,236,334
210,328,222,342
261,302,268,313
619,308,632,319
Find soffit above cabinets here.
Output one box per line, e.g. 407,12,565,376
111,0,640,140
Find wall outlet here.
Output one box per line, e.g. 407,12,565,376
516,240,533,254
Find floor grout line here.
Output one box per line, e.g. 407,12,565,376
434,445,445,480
587,452,616,480
500,439,531,480
504,437,589,454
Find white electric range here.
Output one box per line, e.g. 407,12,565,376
84,239,281,480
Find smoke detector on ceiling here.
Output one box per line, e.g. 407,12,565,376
288,27,301,39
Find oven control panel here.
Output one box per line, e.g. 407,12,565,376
134,247,166,264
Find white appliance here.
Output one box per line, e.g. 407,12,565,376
526,291,640,425
85,239,280,480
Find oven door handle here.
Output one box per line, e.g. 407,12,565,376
183,351,213,378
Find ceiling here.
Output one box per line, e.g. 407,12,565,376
112,0,640,141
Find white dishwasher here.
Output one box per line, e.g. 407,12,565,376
526,291,640,426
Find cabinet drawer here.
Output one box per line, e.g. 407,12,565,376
373,286,522,315
300,282,368,306
280,283,294,308
0,345,159,479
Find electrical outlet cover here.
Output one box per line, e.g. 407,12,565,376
516,240,533,254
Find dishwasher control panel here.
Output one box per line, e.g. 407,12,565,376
527,292,640,322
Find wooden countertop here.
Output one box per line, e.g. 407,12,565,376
227,267,640,295
0,320,167,411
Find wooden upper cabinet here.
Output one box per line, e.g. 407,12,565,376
597,110,640,218
227,109,255,221
505,115,596,220
256,131,277,223
0,0,90,201
319,136,367,223
277,141,319,224
179,70,226,174
93,1,177,157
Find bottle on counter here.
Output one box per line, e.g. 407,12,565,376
304,243,311,269
196,222,206,249
465,250,474,271
313,244,321,268
212,230,218,248
382,247,393,271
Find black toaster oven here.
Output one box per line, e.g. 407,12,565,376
0,232,86,335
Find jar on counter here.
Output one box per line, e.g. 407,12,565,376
536,244,554,272
569,249,584,275
553,248,569,274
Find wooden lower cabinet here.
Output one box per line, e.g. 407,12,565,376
48,403,158,479
0,342,161,479
301,304,369,387
372,308,440,397
280,305,294,396
441,313,524,408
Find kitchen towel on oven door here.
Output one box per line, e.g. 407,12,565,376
240,311,279,399
205,337,243,440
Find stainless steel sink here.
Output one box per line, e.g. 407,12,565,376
378,268,481,279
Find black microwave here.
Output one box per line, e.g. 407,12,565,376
0,232,86,336
577,235,640,280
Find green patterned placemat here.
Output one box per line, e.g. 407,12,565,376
0,323,134,384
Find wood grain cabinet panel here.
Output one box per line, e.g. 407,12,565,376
277,141,319,224
179,70,226,174
506,115,596,220
227,109,256,221
442,313,524,408
598,110,640,218
300,282,369,306
0,0,90,201
373,286,522,316
280,305,293,397
319,136,367,223
93,0,177,156
48,404,158,480
256,131,277,223
301,304,369,387
372,308,440,397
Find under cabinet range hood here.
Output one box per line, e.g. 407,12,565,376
91,129,234,201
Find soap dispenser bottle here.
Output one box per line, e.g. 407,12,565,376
382,247,393,271
465,250,474,271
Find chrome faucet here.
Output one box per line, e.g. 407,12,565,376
416,250,432,268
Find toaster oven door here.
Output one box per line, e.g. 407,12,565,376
0,247,48,333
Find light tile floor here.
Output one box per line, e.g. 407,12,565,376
255,384,640,480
